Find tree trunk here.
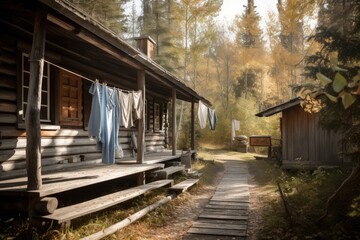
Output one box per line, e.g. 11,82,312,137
26,5,47,191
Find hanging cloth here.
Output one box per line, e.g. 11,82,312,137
88,82,103,141
114,90,124,159
132,91,143,120
88,83,123,163
197,101,208,129
118,90,134,128
231,119,240,141
208,108,217,130
99,87,119,164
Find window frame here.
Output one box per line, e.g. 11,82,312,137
20,53,51,123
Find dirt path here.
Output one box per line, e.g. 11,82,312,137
157,152,266,240
115,151,266,240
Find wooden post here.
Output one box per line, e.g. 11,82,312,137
137,70,145,185
191,101,195,150
172,89,177,156
26,5,47,191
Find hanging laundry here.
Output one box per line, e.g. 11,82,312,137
99,87,118,164
118,90,134,128
88,81,103,141
88,82,123,164
132,91,143,120
197,101,208,129
113,89,123,159
208,108,217,130
231,119,240,141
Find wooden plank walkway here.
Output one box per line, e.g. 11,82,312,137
184,161,249,240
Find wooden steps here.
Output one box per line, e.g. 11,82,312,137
153,165,185,179
169,179,199,193
39,179,173,225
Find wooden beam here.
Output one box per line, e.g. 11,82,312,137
26,5,47,191
172,89,177,156
191,101,195,150
136,70,145,185
76,30,141,70
47,14,75,32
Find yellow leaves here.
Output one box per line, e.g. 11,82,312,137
300,94,325,113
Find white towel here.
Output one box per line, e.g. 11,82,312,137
118,90,133,128
132,91,143,120
198,101,208,129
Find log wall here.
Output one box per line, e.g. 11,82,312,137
0,34,166,177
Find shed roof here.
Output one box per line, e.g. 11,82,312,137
38,0,211,106
255,97,301,117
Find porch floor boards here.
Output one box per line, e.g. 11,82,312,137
0,151,193,198
0,151,188,197
0,163,163,198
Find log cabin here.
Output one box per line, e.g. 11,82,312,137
0,0,211,226
256,98,344,169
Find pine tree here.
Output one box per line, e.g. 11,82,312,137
69,0,130,36
139,0,183,75
303,0,360,222
233,0,264,105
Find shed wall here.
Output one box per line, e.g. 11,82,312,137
282,105,342,168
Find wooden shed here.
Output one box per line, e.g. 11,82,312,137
0,0,210,225
256,98,343,169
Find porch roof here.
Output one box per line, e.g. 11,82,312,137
255,97,301,117
37,0,212,106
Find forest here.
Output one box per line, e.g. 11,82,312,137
65,1,360,237
68,0,358,149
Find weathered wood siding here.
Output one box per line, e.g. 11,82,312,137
282,105,342,168
0,34,166,176
0,37,17,128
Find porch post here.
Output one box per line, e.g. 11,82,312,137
191,101,195,150
137,70,145,185
137,70,145,164
172,89,177,156
26,5,47,191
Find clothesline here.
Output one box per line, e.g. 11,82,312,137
45,59,135,93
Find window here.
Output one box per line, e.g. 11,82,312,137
154,102,161,131
59,69,83,126
21,53,51,122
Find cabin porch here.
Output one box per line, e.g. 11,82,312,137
0,150,196,227
0,150,195,197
